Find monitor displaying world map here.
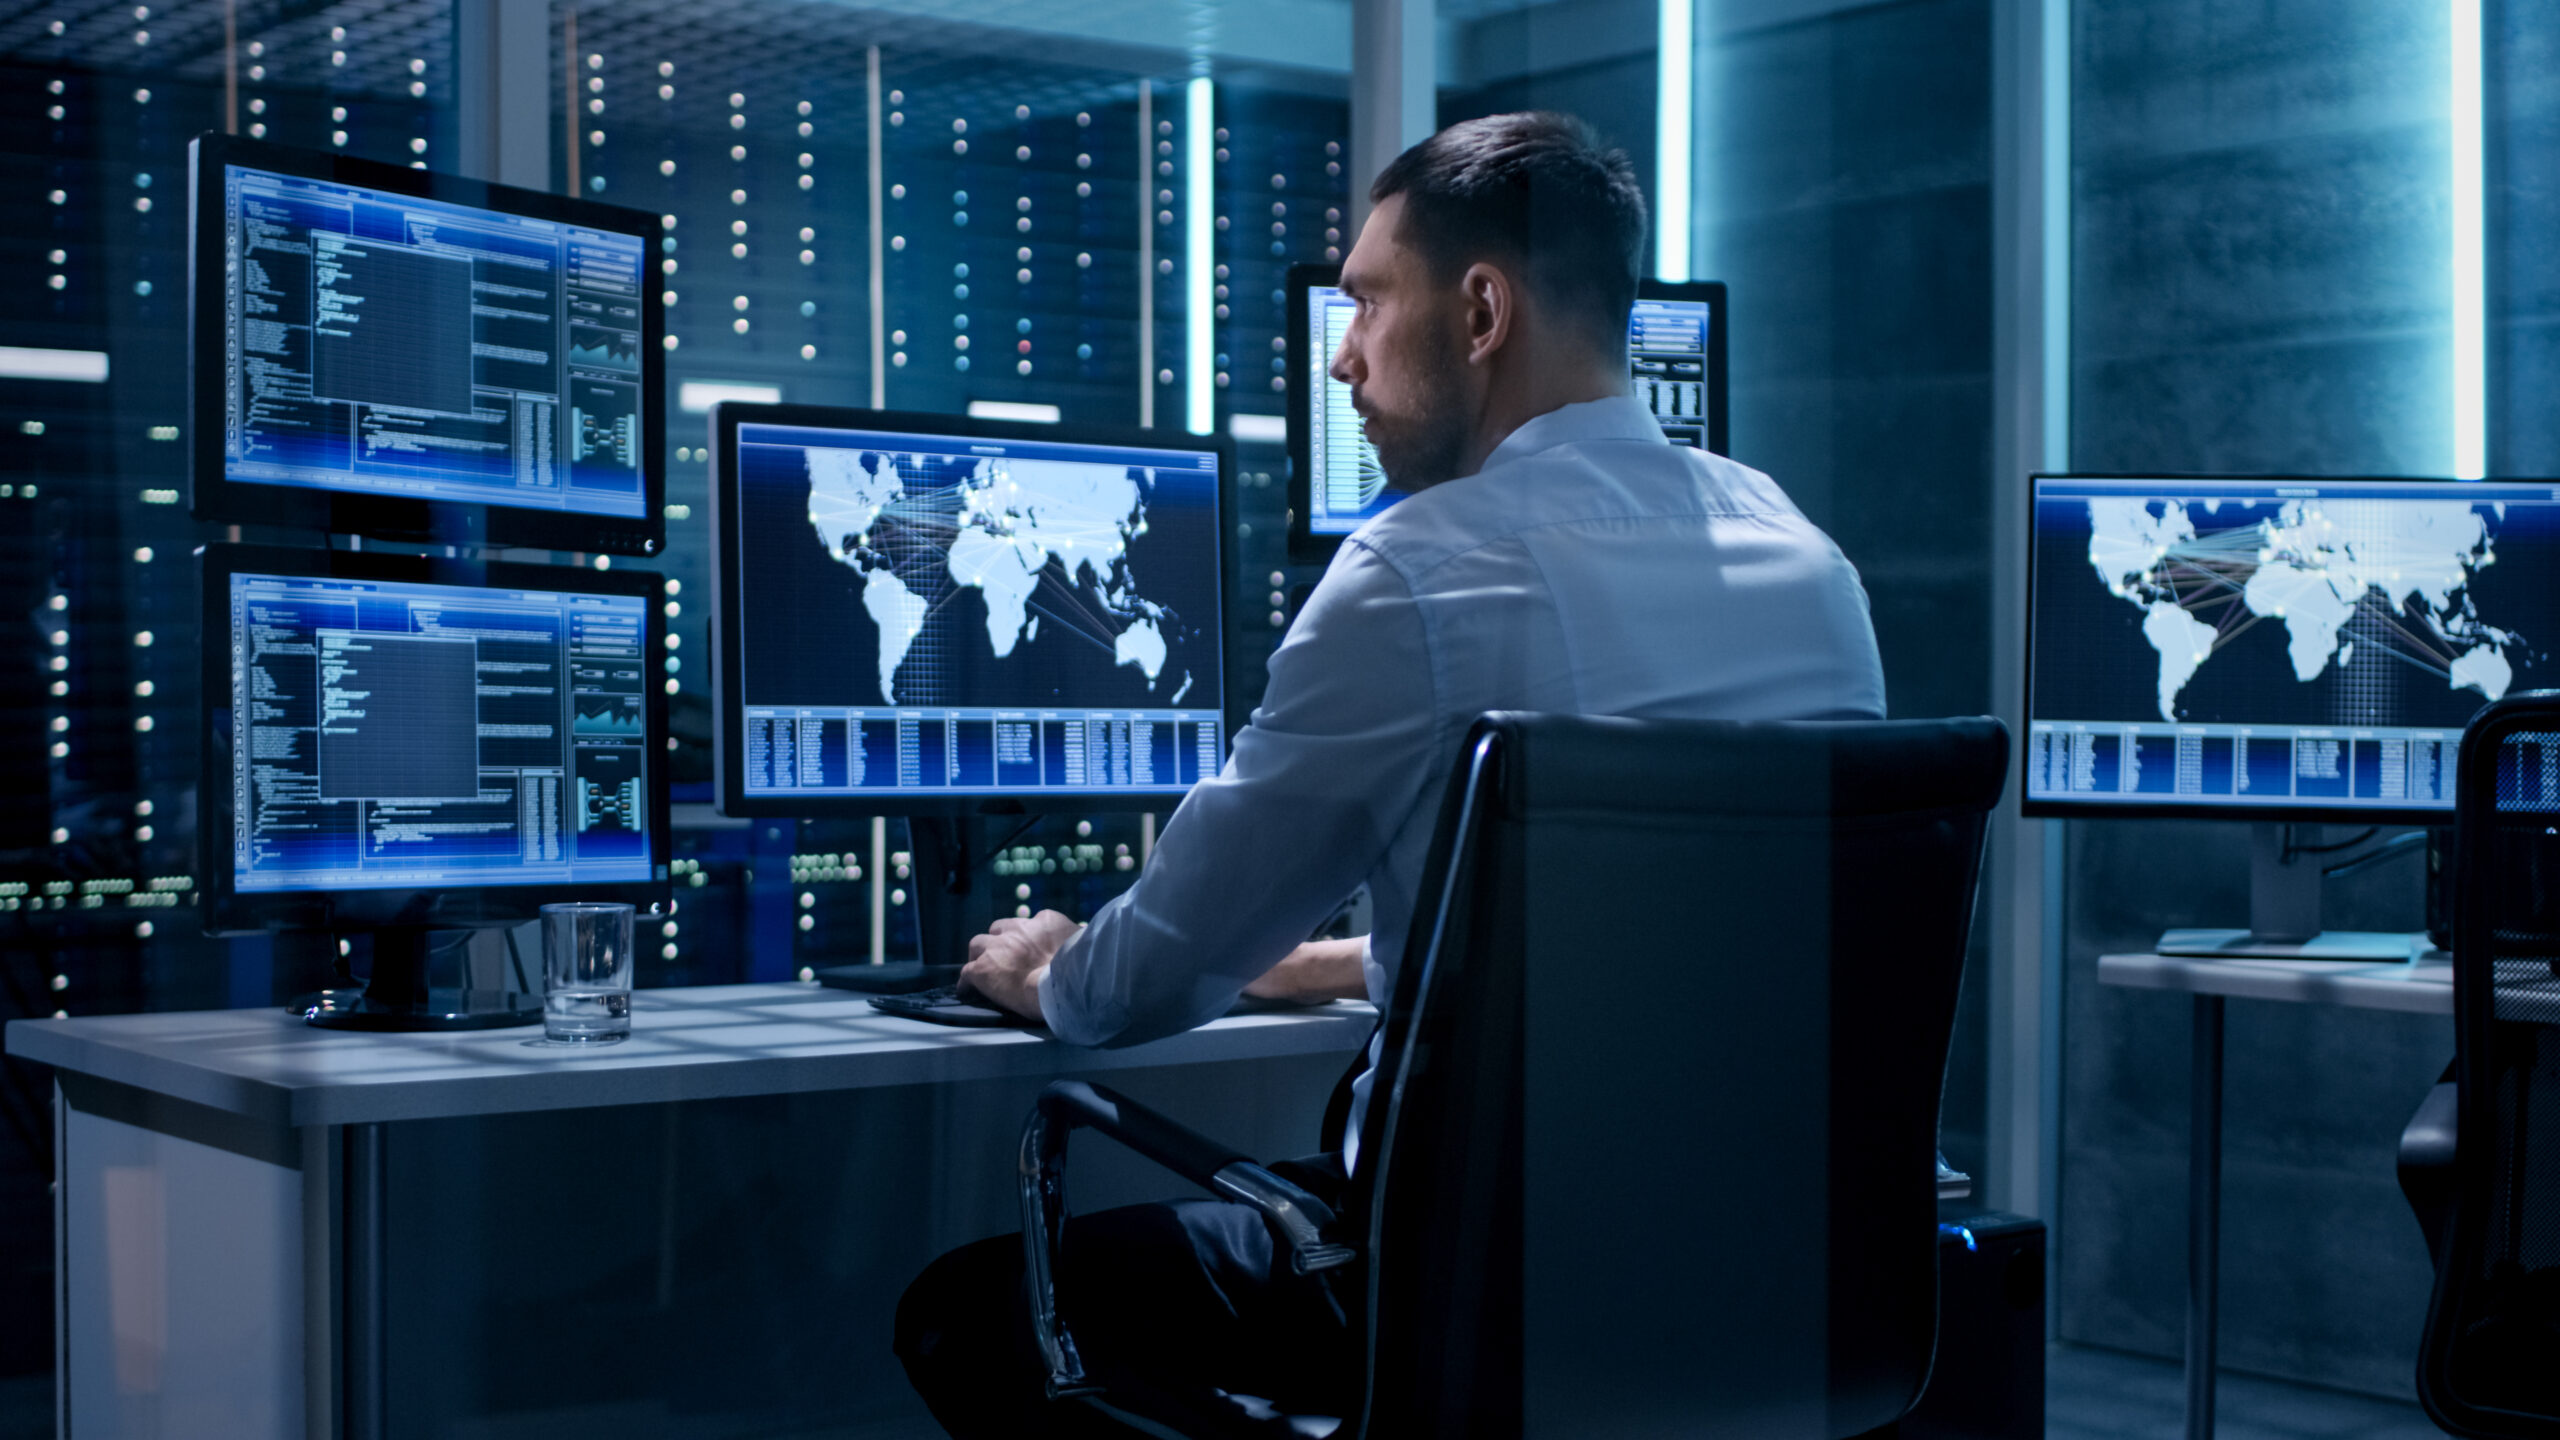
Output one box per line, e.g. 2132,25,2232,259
723,418,1225,801
2025,475,2560,816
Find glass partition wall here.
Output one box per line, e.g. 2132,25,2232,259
0,0,1347,1394
551,0,1347,978
0,0,461,1380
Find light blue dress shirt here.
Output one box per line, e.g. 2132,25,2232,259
1039,395,1889,1166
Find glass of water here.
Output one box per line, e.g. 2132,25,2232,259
541,902,635,1044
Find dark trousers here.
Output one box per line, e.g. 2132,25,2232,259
895,1161,1359,1438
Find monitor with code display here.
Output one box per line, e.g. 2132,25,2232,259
1286,265,1726,562
189,134,664,555
2024,474,2560,823
199,545,670,934
712,404,1231,817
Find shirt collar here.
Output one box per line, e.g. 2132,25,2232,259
1480,395,1668,472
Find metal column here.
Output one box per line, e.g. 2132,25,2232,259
2186,995,2225,1440
453,0,552,192
1348,0,1436,232
342,1123,387,1440
1987,0,2072,1246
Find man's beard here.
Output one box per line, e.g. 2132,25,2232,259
1356,329,1471,492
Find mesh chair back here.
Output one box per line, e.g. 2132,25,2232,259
1353,713,2008,1438
2424,694,2560,1436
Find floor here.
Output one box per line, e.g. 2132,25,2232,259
2046,1345,2441,1440
0,1346,2447,1438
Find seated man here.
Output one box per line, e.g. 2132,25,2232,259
895,111,1886,1436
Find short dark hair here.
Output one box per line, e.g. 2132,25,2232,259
1369,112,1648,352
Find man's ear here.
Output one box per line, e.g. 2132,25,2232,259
1458,261,1515,367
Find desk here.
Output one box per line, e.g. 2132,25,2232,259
2095,954,2449,1440
7,984,1375,1440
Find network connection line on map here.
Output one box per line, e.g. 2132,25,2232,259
2087,496,2520,722
803,444,1183,704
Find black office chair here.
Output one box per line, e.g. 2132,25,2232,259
1019,711,2010,1437
2398,692,2560,1438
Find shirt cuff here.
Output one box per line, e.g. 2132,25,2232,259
1034,929,1103,1043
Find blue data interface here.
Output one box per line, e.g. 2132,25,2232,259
230,572,655,891
1304,288,1712,535
2027,476,2560,812
732,423,1226,798
220,165,648,517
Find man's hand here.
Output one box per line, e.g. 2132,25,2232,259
960,910,1082,1023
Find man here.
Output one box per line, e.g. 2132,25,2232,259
895,112,1886,1435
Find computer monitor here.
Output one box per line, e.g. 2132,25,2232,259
2023,473,2560,956
189,134,665,556
710,403,1231,986
200,544,671,1028
1285,264,1727,563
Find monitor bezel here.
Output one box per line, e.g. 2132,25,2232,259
188,133,667,557
2018,470,2516,826
708,401,1238,819
197,542,673,934
1284,265,1730,564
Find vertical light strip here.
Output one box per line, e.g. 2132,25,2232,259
1185,76,1215,436
2042,0,2071,472
866,45,886,410
870,816,887,964
865,47,889,964
1138,84,1156,429
1655,0,1694,281
2451,0,2486,479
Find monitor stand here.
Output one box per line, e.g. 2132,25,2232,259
814,816,998,994
303,927,545,1031
2155,823,2425,962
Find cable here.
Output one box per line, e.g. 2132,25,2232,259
2324,829,2430,881
2284,825,2380,862
505,926,533,993
969,814,1046,874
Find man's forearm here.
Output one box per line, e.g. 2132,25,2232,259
1244,937,1372,1001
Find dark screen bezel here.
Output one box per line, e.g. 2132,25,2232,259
188,133,666,556
709,401,1237,819
1283,266,1730,565
2017,470,2519,827
197,542,672,934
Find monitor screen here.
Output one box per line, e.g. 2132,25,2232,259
1288,269,1726,558
2024,474,2560,821
713,405,1229,814
210,553,663,910
190,135,663,555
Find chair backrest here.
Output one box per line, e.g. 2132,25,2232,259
1352,712,2008,1438
2422,693,2560,1437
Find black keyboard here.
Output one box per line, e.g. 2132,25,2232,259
868,987,1339,1030
867,986,1038,1029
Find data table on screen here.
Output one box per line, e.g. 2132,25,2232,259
1300,283,1721,538
228,572,657,891
219,164,650,519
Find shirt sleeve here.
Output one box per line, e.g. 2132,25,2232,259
1038,541,1438,1046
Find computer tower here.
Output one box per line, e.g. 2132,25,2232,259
1901,1207,2046,1440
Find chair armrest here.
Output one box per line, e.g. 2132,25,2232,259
2399,1077,2458,1266
1036,1079,1253,1185
1017,1080,1356,1400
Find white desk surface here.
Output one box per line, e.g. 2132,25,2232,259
2096,953,2452,1017
4,984,1377,1129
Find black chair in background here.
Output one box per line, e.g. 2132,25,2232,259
1021,711,2010,1437
2400,692,2560,1438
